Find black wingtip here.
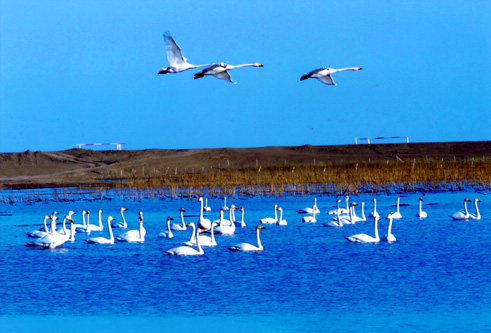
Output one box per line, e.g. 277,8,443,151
194,73,204,79
300,75,309,81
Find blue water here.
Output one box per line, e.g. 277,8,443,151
1,191,490,331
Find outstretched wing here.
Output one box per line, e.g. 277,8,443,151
163,33,187,67
214,71,235,83
317,74,336,85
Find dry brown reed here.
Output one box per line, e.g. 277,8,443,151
1,157,490,203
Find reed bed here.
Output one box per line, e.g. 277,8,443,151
1,157,490,203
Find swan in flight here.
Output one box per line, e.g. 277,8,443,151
111,207,128,228
194,62,264,83
469,198,482,220
382,214,397,242
229,225,266,252
159,216,175,239
300,66,362,86
368,198,380,219
451,198,472,220
116,211,145,242
345,215,380,243
198,197,212,230
86,217,116,244
183,222,219,247
391,197,403,219
302,205,317,223
416,198,428,218
297,197,320,214
276,207,288,225
158,33,214,74
204,198,212,212
327,196,350,215
171,208,187,231
26,216,52,238
260,204,278,224
165,223,204,255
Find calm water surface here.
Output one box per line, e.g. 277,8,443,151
0,191,490,332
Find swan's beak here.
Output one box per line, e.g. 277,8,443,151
477,199,481,202
356,67,362,70
256,63,264,67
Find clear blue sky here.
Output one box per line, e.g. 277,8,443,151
1,1,490,152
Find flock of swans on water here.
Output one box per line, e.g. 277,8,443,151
25,195,483,254
158,32,362,86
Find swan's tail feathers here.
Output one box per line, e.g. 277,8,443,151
300,74,311,81
194,72,205,79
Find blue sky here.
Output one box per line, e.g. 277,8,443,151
1,0,490,152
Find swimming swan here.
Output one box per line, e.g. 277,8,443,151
159,216,175,238
391,197,403,219
171,208,187,231
416,198,428,218
381,213,397,242
183,222,219,247
368,198,380,219
345,215,380,243
86,217,116,244
116,212,145,242
165,223,204,255
204,198,212,212
260,204,278,224
158,33,214,74
302,205,317,223
194,62,263,83
323,205,344,228
27,216,74,248
327,196,350,215
229,225,266,251
234,207,246,228
276,207,288,226
297,197,320,214
469,198,482,220
215,210,236,235
198,197,212,230
451,198,472,220
26,215,52,238
300,67,362,86
111,207,128,228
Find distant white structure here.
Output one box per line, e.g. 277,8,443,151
76,143,126,150
354,136,409,144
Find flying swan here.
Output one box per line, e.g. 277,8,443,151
194,62,264,83
300,66,362,86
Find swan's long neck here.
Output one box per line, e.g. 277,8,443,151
82,212,87,228
374,217,379,240
274,205,278,220
349,206,354,222
336,200,341,211
108,217,114,241
396,198,400,213
241,210,245,223
181,211,185,228
167,219,173,237
312,205,316,218
196,229,203,254
387,218,393,236
43,217,49,232
333,67,360,73
121,210,127,228
189,223,196,242
219,212,224,226
210,223,216,243
256,227,263,250
277,209,283,225
229,207,234,222
69,223,75,241
229,64,255,70
361,203,366,220
464,200,469,216
419,200,423,214
98,211,103,229
474,201,480,218
139,219,144,239
61,217,67,234
200,199,204,219
345,197,349,211
373,200,377,215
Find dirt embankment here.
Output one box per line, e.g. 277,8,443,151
0,141,490,188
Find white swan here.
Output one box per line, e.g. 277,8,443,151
323,207,344,228
297,197,320,214
26,215,52,238
221,196,230,211
260,204,278,224
116,211,145,242
159,216,175,238
234,207,246,228
351,202,366,222
327,196,350,215
86,209,104,234
382,214,397,242
300,66,362,86
345,215,380,243
469,198,482,220
158,33,214,74
451,198,472,220
416,197,428,218
165,223,204,255
27,216,74,248
171,208,187,231
75,210,89,232
333,203,358,225
194,62,263,83
391,197,403,219
229,225,266,251
368,198,380,219
197,197,212,230
204,198,212,212
183,222,219,247
111,207,128,228
302,205,317,223
276,207,288,226
215,210,236,235
86,217,116,244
